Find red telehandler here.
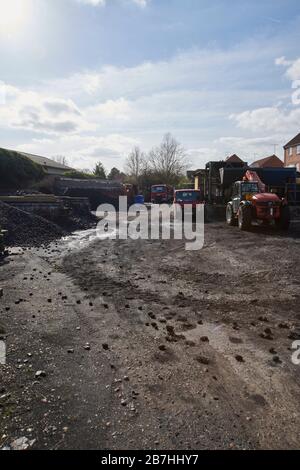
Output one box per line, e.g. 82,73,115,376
226,171,290,231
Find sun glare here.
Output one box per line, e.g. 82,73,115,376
0,0,31,38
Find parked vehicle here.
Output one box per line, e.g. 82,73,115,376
174,189,205,219
226,178,290,231
151,185,174,204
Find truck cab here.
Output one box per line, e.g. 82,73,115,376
174,189,204,219
151,185,173,204
231,181,259,213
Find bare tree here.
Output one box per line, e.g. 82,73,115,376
53,155,69,166
124,147,145,185
148,133,187,184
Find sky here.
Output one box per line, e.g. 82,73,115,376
0,0,300,172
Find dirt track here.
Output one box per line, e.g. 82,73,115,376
1,221,300,450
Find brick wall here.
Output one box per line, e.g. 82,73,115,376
285,146,300,170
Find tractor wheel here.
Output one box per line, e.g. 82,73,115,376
226,204,236,226
276,205,290,231
238,205,252,231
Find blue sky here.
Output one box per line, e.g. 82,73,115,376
0,0,300,171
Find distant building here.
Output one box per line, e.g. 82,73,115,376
284,133,300,170
0,147,73,176
19,151,73,176
250,155,284,169
225,154,244,164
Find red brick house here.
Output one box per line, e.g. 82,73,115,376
250,155,284,169
284,133,300,170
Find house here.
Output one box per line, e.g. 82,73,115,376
250,155,284,169
225,154,244,164
19,151,73,176
0,147,73,176
284,133,300,170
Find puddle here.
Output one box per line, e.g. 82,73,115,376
61,227,118,251
61,209,184,252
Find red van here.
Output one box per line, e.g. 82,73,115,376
151,185,174,204
174,189,204,218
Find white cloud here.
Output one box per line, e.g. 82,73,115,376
1,40,299,171
132,0,147,7
230,55,300,142
217,136,286,162
86,98,131,121
46,42,280,114
231,106,300,135
76,0,105,5
74,0,148,7
0,85,88,135
286,59,300,81
275,56,292,67
275,56,300,81
16,133,138,170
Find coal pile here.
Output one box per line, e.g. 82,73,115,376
0,201,63,247
52,208,98,233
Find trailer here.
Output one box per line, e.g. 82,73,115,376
54,178,127,210
206,160,248,204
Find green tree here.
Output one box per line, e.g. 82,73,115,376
93,162,106,179
63,170,92,179
108,167,121,181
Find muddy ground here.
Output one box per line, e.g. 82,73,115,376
1,221,300,450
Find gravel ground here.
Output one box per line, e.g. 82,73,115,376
1,221,300,449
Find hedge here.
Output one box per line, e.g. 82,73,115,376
0,148,44,189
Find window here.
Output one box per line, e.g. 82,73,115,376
151,186,166,193
175,191,201,202
297,145,300,155
241,183,259,195
289,147,293,156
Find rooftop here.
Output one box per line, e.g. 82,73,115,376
250,154,284,168
18,151,72,171
284,133,300,149
225,154,244,163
